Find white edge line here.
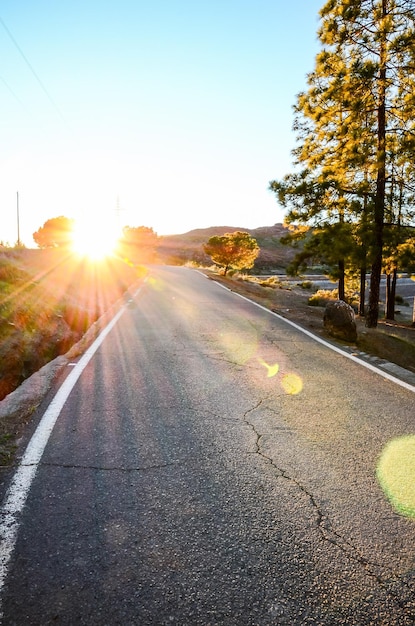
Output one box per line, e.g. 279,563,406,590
0,283,145,618
212,278,415,394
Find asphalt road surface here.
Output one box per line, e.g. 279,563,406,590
1,266,414,625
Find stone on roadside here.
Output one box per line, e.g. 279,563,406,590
323,300,357,343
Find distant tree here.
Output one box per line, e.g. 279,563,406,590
33,216,75,249
117,226,159,263
203,231,259,276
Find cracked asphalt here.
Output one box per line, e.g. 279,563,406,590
1,265,414,625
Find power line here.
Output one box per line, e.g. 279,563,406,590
0,72,29,112
0,15,68,125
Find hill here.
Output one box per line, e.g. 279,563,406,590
157,223,297,271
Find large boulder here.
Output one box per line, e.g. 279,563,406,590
323,300,357,343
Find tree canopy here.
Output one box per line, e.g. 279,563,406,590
203,231,260,276
117,226,159,264
33,216,75,249
270,0,415,327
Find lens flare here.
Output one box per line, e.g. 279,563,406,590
218,321,258,365
147,276,164,291
71,219,120,260
377,435,415,518
258,358,280,378
281,373,303,395
220,331,257,364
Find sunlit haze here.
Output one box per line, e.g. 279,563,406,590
0,1,322,247
71,217,121,260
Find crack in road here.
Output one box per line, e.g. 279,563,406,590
37,459,195,473
241,400,405,595
21,407,413,616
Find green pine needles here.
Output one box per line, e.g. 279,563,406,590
270,0,415,327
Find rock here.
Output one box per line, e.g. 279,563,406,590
323,300,357,342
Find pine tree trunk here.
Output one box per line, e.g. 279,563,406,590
366,7,387,328
385,273,390,318
385,272,394,320
385,268,397,320
359,266,366,316
391,268,397,316
338,259,345,301
367,257,383,328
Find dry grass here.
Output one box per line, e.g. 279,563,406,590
0,249,141,401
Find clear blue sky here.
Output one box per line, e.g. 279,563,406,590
0,1,322,246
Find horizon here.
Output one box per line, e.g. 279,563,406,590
3,220,286,250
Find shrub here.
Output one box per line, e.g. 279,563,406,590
395,294,408,305
308,289,337,307
257,276,280,288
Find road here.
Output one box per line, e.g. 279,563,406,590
1,266,414,625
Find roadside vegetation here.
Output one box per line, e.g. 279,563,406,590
0,247,139,403
270,1,415,328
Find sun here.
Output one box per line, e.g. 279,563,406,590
71,219,120,260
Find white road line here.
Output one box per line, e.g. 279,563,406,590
213,279,415,394
0,284,144,618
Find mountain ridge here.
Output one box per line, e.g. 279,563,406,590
157,223,296,270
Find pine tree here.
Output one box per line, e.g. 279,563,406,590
321,0,415,327
271,0,415,327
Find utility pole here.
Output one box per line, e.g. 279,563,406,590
115,196,125,232
16,191,21,246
